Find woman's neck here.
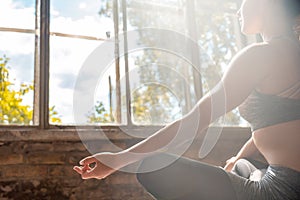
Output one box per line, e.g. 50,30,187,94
260,4,297,42
261,31,296,43
260,15,295,42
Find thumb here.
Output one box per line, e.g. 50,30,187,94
80,156,97,165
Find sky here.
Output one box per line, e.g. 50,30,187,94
0,0,116,124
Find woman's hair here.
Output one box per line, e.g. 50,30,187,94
284,0,300,40
283,0,300,18
293,16,300,39
282,0,300,39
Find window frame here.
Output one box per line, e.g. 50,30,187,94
0,0,253,131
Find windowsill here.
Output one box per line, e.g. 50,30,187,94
0,126,251,142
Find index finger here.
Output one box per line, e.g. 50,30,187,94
80,156,97,165
73,166,84,175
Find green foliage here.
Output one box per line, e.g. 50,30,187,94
0,55,61,125
98,0,243,125
196,2,239,91
132,84,181,125
98,0,112,17
87,101,113,123
127,1,240,124
49,106,62,124
0,56,33,124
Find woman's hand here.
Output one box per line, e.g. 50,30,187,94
223,156,237,172
73,152,120,180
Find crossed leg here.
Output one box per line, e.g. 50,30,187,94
136,153,237,200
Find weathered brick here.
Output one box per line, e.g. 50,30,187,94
25,143,54,152
62,178,83,187
0,154,23,165
48,165,77,178
11,142,27,153
52,142,87,152
23,165,48,177
0,145,11,155
66,152,90,165
26,152,65,165
1,165,25,178
0,165,48,179
84,140,127,152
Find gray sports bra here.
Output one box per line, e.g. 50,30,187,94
239,85,300,131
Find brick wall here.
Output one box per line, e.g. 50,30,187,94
0,127,250,200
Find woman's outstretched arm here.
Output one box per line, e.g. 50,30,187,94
74,43,273,180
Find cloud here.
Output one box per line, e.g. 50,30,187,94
0,0,35,29
79,2,87,10
56,73,76,89
51,16,113,39
0,32,35,55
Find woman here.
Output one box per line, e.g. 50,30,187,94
74,0,300,199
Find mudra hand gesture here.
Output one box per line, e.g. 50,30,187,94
73,152,119,180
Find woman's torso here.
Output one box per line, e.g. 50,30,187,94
252,120,300,171
241,37,300,172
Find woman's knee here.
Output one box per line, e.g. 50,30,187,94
232,158,257,178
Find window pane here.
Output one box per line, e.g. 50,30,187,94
126,0,185,32
125,0,196,125
50,0,117,125
50,0,113,39
0,0,35,125
194,0,247,126
0,0,35,29
128,50,197,125
125,0,248,126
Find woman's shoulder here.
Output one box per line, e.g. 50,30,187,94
242,38,300,58
233,39,299,80
240,42,274,56
233,42,274,67
226,42,277,81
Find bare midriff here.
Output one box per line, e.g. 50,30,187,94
252,119,300,172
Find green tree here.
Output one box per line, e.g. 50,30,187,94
87,101,112,123
194,1,242,125
132,83,181,125
49,106,62,124
127,0,241,125
98,0,243,125
0,55,61,125
0,56,33,124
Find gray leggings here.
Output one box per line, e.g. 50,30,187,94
136,154,300,200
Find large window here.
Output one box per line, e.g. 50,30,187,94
0,0,251,128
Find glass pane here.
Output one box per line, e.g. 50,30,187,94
0,0,35,29
127,0,185,33
128,50,197,125
50,0,114,39
50,0,117,125
125,0,195,125
194,0,247,126
0,0,35,125
125,0,248,126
